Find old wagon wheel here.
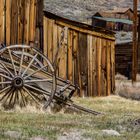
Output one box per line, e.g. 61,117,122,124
0,45,56,109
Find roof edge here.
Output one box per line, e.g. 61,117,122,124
43,10,115,37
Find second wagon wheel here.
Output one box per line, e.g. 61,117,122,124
0,45,56,109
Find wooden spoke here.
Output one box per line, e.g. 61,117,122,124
22,53,38,77
29,91,42,102
8,89,15,106
1,88,14,105
23,87,42,105
24,79,52,83
24,65,48,79
19,90,26,107
0,86,11,94
12,90,17,106
0,74,12,80
19,48,24,75
17,90,23,107
24,84,50,96
0,81,11,85
0,87,12,102
0,67,10,75
0,61,14,77
15,90,19,105
8,48,17,75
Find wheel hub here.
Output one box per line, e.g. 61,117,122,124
12,76,24,89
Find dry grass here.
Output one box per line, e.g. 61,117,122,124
0,73,139,139
0,96,139,140
115,74,140,100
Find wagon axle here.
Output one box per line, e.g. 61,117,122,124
12,76,24,89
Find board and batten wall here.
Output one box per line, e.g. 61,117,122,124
43,12,115,97
0,0,43,47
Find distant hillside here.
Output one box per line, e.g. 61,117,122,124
44,0,134,23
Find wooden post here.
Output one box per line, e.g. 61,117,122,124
138,14,140,73
132,0,138,82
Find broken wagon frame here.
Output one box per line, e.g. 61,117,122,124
0,44,101,115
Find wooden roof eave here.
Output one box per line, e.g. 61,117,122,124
43,10,115,41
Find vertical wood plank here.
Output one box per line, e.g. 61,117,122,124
111,40,115,94
107,41,111,96
56,25,62,76
101,39,107,96
24,0,30,44
29,0,36,42
58,26,67,79
87,35,93,96
35,0,43,50
97,38,102,96
17,0,25,44
73,31,79,96
92,37,97,96
36,0,43,27
0,0,5,43
52,24,58,62
68,30,73,81
78,33,88,97
6,0,11,45
47,19,53,62
11,0,18,44
43,16,48,59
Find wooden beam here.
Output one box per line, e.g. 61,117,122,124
132,0,138,82
55,21,115,41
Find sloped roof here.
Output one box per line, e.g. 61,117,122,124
107,8,133,14
93,8,133,18
93,16,133,24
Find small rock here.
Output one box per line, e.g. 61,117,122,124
102,129,120,136
57,130,91,140
62,132,68,136
133,119,140,126
4,130,22,139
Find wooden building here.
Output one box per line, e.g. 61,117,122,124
116,40,140,78
115,41,132,78
94,8,134,20
92,8,133,31
0,0,116,97
0,0,43,48
43,11,115,97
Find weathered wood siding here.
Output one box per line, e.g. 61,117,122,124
43,12,115,97
115,43,132,77
116,41,140,78
0,0,43,48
